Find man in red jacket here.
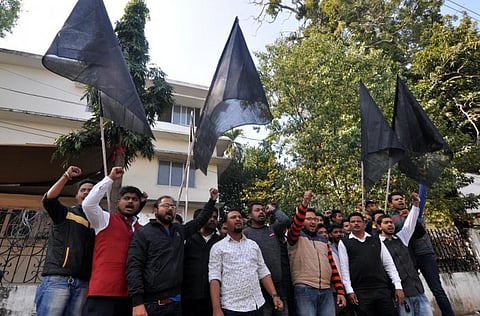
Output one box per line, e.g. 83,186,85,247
81,167,144,316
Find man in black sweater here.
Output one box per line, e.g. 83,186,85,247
338,212,404,316
181,207,222,316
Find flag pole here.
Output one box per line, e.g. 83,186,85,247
361,161,365,213
176,112,195,219
98,92,111,211
384,167,391,212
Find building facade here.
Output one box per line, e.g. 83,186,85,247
0,48,230,219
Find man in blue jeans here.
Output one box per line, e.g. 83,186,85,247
35,166,96,316
389,192,455,316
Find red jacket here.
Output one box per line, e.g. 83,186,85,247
88,212,141,297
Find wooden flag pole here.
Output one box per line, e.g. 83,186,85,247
384,167,391,212
99,92,111,211
361,161,365,213
176,112,195,219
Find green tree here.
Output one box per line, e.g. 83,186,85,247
253,0,443,68
258,33,399,212
54,0,173,205
0,0,21,38
409,15,480,225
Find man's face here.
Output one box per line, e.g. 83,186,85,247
349,215,365,234
226,211,244,234
75,183,94,204
219,222,228,237
330,228,344,243
203,211,219,231
379,217,395,235
365,203,379,214
389,194,406,210
332,212,343,224
250,204,266,225
304,211,319,234
316,215,324,225
342,221,351,234
154,197,176,224
117,192,141,217
317,226,328,239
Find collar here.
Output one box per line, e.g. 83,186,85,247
348,231,371,242
379,234,398,241
226,233,247,242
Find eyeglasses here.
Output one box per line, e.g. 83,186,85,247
159,203,176,209
305,217,320,222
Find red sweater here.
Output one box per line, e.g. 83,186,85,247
87,212,140,297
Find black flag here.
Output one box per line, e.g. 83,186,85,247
360,82,404,192
193,17,273,175
42,0,152,137
393,76,452,186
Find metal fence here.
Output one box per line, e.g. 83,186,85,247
0,208,479,284
0,208,49,284
428,228,480,273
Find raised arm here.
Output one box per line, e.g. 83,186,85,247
184,188,218,237
82,167,123,233
267,204,290,238
397,192,420,245
287,190,313,246
46,166,82,199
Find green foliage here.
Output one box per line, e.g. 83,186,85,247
0,0,21,38
257,33,399,212
54,0,173,169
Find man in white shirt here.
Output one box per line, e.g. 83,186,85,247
209,209,284,316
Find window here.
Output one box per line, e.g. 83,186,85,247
158,161,195,187
172,105,196,126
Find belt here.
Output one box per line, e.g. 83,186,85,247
157,298,173,305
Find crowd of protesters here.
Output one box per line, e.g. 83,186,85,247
35,166,455,316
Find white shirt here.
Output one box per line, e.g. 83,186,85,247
209,234,271,312
338,231,403,294
380,205,420,246
82,176,138,235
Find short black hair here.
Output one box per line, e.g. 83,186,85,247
387,191,404,203
331,209,343,217
376,214,391,225
77,178,97,190
119,186,142,200
153,195,174,208
248,201,264,213
348,211,364,222
328,223,343,233
365,200,376,206
193,207,218,219
175,214,184,223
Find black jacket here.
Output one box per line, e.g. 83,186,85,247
182,231,222,300
42,196,95,280
126,198,215,306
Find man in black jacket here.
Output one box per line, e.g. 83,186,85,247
126,188,218,316
181,207,222,316
35,166,96,316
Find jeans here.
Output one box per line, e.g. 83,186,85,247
145,300,182,316
417,254,455,316
294,284,335,316
397,293,433,316
35,275,88,316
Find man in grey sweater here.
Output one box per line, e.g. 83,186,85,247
244,202,291,316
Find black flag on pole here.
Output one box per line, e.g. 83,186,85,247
193,17,273,175
392,76,452,186
42,0,152,137
360,82,404,192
